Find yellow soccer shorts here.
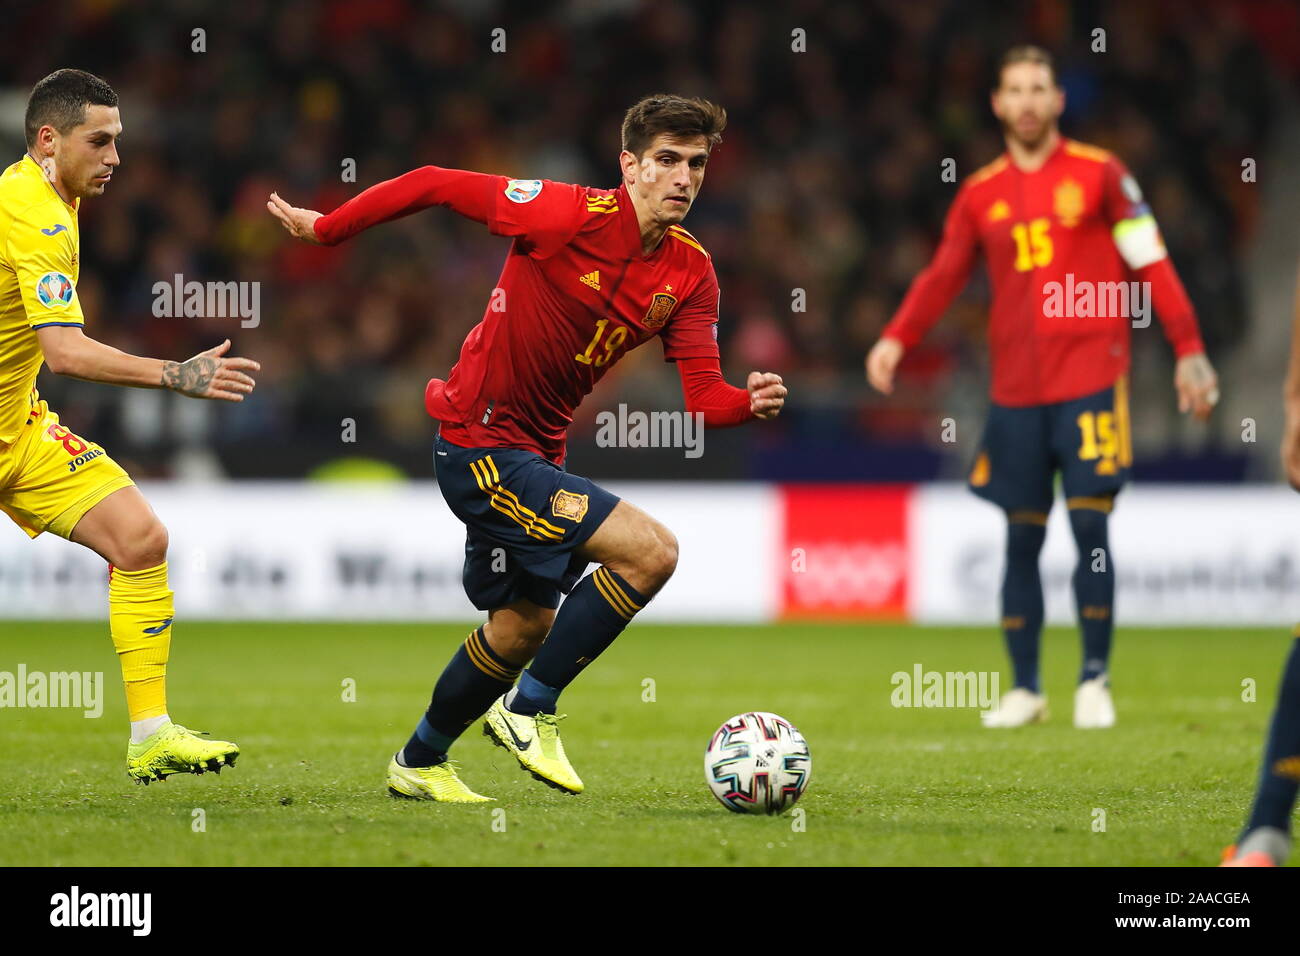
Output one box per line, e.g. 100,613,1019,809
0,399,134,540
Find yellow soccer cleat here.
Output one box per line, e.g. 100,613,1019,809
126,721,239,784
386,755,493,803
483,696,584,794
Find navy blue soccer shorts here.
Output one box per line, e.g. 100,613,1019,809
968,376,1132,514
434,431,621,611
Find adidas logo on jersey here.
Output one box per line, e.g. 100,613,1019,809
579,270,600,291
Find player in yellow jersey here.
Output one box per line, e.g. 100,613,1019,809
2,69,260,782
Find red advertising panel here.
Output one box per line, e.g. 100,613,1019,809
780,485,911,619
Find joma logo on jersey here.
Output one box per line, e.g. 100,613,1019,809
642,292,677,329
67,448,104,473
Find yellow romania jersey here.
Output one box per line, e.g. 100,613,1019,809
0,154,84,446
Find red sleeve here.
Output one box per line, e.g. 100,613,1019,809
314,167,586,257
881,184,980,347
314,166,495,244
1137,257,1206,357
660,263,721,362
1100,157,1205,357
677,356,753,427
1100,155,1139,226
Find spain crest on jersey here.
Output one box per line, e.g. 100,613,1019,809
551,489,589,522
642,292,677,329
1053,178,1085,228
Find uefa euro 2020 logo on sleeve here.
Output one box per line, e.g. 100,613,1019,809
504,179,542,204
35,272,75,309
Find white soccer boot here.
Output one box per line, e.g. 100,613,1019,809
1074,675,1116,728
980,687,1048,728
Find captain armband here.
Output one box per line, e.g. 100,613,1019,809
1111,213,1167,270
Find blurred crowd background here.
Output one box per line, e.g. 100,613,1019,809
2,0,1298,482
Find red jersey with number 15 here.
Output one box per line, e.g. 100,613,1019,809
883,138,1205,406
315,170,720,464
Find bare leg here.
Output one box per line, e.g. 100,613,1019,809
576,499,679,598
70,485,168,570
483,598,555,664
505,499,679,716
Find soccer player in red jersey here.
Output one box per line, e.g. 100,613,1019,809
866,47,1220,729
269,95,787,801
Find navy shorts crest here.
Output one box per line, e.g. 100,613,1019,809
968,376,1132,514
434,432,620,610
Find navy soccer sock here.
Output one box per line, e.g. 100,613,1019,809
1002,514,1046,694
1068,503,1114,683
400,626,522,767
1243,636,1300,836
508,566,647,716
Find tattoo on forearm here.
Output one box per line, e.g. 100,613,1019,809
161,357,217,396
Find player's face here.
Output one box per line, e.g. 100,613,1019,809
992,63,1063,149
622,133,710,225
52,105,122,199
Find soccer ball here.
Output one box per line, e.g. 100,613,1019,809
704,711,811,815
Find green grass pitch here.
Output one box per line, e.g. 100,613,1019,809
0,621,1290,866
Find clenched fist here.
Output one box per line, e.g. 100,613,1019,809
748,371,786,419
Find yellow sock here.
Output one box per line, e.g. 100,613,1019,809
109,562,173,721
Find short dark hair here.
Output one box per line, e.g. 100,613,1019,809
995,45,1058,90
621,94,726,159
25,69,118,147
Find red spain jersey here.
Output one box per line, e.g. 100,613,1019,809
428,178,720,461
883,137,1205,406
316,172,721,463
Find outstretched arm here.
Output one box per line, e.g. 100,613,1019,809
37,327,259,401
267,166,499,246
268,166,589,256
266,192,324,244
